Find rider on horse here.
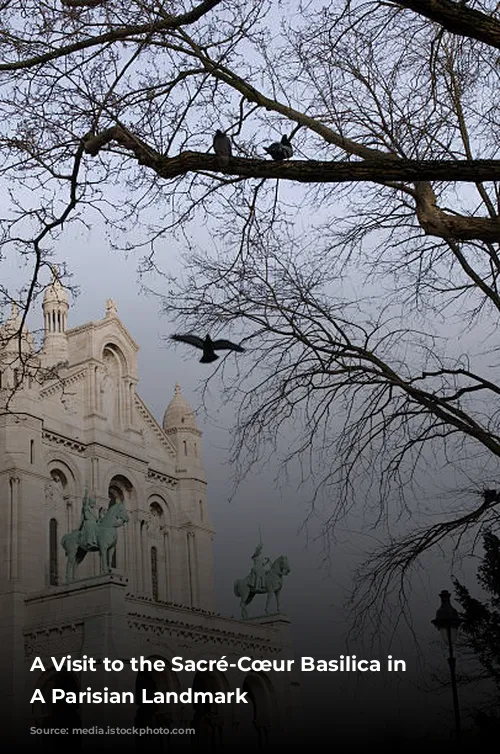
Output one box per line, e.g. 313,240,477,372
78,488,99,549
249,543,271,590
234,548,290,619
62,488,129,582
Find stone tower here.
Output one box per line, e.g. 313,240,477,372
41,266,69,366
162,383,215,610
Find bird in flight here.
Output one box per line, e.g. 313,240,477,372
213,130,232,164
264,135,293,161
170,334,245,363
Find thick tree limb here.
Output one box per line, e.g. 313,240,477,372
393,0,500,49
415,182,500,242
83,127,500,242
83,127,500,184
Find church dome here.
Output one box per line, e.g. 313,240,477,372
162,383,199,431
43,275,69,307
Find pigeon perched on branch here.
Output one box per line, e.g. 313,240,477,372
170,334,245,363
264,135,293,161
213,130,232,164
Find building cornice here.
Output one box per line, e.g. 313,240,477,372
39,367,87,398
42,429,86,454
67,316,139,352
135,394,176,457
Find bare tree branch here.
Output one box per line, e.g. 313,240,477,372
0,0,223,72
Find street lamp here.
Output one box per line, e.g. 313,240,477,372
431,589,462,737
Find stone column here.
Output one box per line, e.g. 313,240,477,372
162,529,171,601
8,475,20,580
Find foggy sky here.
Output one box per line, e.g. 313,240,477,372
2,223,486,739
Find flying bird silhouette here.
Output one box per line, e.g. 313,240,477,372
213,130,232,164
264,135,293,161
170,334,245,363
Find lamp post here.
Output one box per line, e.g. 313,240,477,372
431,589,462,738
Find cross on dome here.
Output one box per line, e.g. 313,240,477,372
163,383,199,432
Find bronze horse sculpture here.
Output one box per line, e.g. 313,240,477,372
61,501,129,582
234,555,290,620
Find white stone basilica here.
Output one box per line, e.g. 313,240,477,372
0,273,300,751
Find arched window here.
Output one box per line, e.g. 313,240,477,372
151,547,158,601
49,518,58,585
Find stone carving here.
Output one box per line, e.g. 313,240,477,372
61,487,129,582
234,545,291,620
99,364,117,423
44,480,55,508
45,476,65,510
61,390,77,415
99,366,110,396
105,298,118,317
53,474,65,501
146,506,163,537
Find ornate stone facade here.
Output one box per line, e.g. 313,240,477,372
0,279,300,751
